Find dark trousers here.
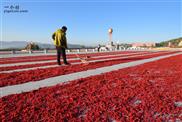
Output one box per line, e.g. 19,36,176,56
56,46,67,64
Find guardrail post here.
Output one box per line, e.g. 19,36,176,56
12,50,16,54
44,49,48,54
85,49,88,52
77,49,80,53
66,49,70,53
92,49,95,52
29,50,32,54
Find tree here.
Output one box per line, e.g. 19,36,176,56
25,42,40,50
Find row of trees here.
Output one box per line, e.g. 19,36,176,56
25,42,40,50
18,37,182,51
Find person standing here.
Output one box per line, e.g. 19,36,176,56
52,26,69,65
97,44,101,52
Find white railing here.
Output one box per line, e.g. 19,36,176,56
0,48,99,55
0,47,154,55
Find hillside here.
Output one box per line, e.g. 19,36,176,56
156,37,182,47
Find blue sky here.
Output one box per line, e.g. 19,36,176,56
0,0,181,46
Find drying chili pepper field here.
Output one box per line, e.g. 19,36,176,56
0,51,182,121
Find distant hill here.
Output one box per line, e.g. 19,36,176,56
0,41,86,50
156,37,182,47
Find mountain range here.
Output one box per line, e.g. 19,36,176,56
0,41,86,49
